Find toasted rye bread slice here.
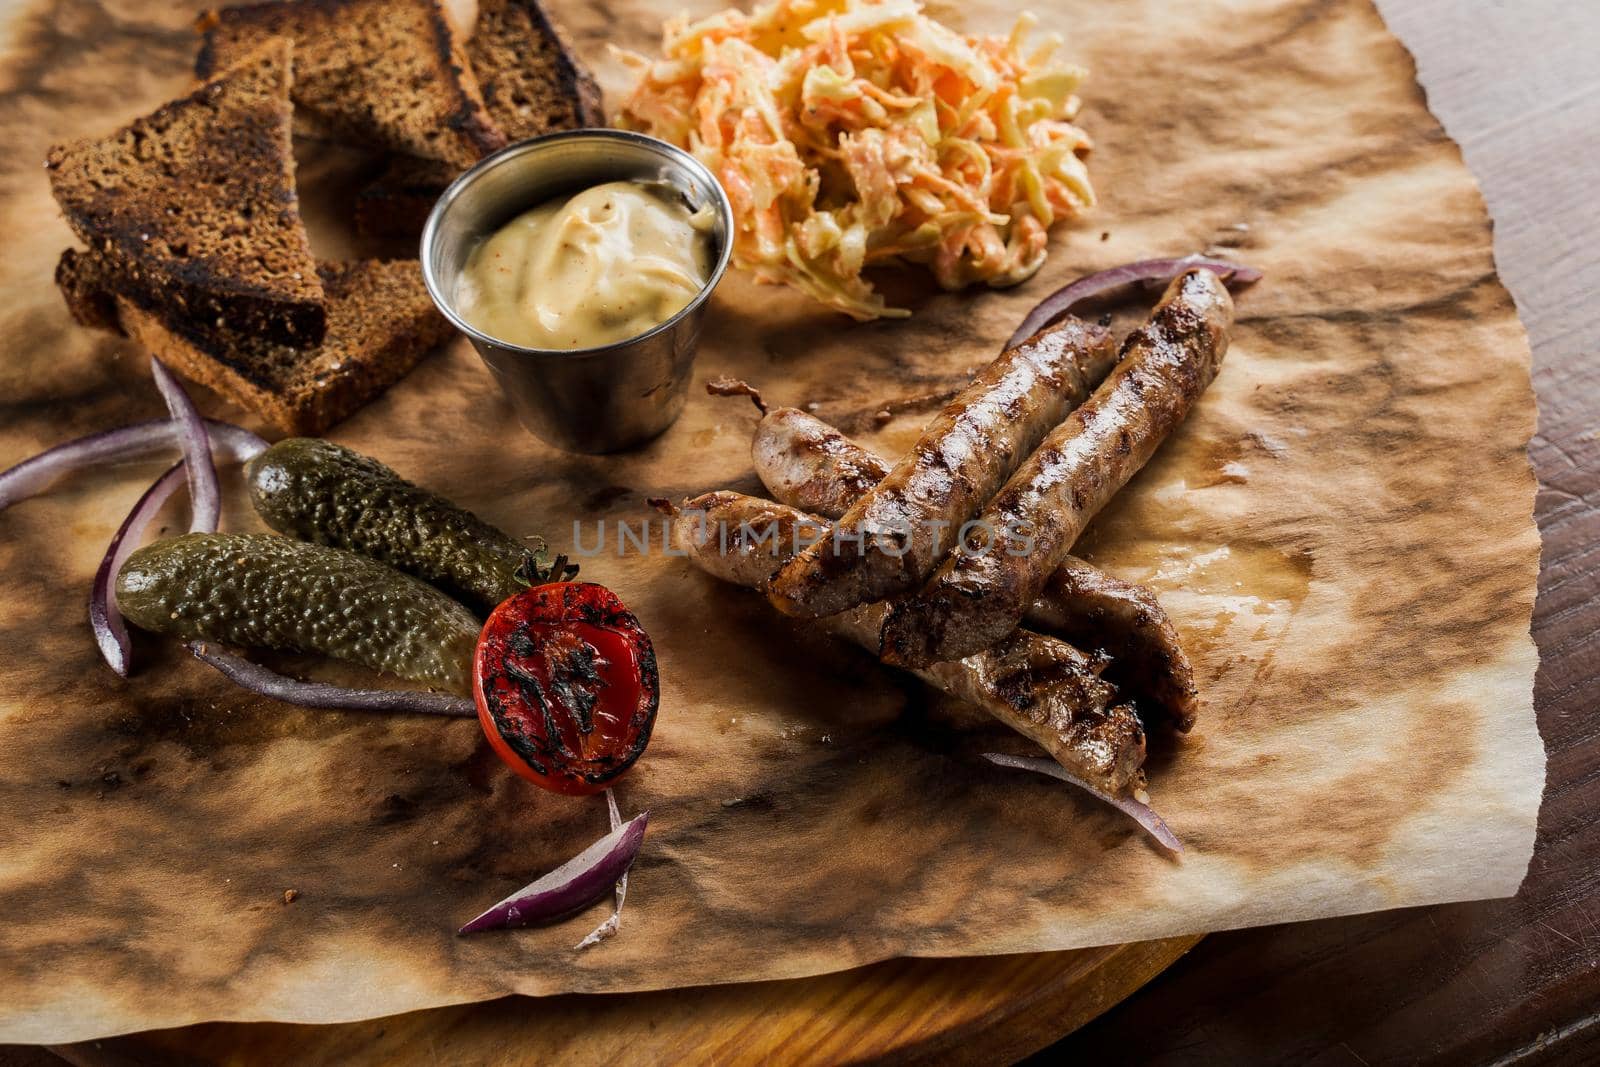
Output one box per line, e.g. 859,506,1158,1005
353,155,460,241
353,0,604,239
46,38,325,349
55,248,124,333
196,0,506,168
470,0,603,140
58,249,451,435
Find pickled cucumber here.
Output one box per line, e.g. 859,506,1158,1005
116,533,480,691
247,438,562,614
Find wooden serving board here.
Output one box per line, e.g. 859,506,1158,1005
60,937,1199,1064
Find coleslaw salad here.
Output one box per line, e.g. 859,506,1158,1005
615,0,1096,320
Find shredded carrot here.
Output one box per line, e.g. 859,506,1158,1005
614,0,1094,320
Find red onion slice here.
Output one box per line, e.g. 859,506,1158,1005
92,462,187,677
149,358,220,533
0,419,268,513
459,810,650,935
982,752,1184,854
575,788,630,949
185,642,476,717
1007,255,1264,349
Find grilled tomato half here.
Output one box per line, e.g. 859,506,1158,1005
473,582,658,795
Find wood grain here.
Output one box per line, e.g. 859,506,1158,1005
57,937,1196,1066
1051,0,1600,1063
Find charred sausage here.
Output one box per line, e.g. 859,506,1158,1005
1032,560,1197,731
882,269,1234,667
675,491,1147,794
766,317,1117,619
752,408,1198,730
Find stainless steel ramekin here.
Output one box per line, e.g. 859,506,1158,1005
420,129,734,453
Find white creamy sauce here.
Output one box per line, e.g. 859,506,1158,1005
455,181,713,351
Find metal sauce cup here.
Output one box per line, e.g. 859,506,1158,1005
421,130,734,453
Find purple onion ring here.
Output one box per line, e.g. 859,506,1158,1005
185,642,476,716
149,358,220,534
575,788,630,949
1007,255,1264,349
982,752,1184,854
92,463,187,677
460,811,649,935
0,419,268,513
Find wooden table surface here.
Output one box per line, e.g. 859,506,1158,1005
1042,0,1600,1062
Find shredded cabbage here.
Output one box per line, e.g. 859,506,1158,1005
614,0,1095,320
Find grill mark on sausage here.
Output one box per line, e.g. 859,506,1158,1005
674,491,1147,793
765,317,1118,620
881,270,1235,668
749,408,1200,730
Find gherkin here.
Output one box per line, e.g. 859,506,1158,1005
247,438,569,616
116,533,480,692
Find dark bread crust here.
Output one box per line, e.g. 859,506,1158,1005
55,248,123,333
58,249,450,435
353,156,458,241
118,260,453,434
46,38,325,349
196,0,506,167
353,0,604,241
470,0,603,139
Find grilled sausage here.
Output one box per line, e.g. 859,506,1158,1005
752,408,1198,730
751,407,889,521
882,269,1234,667
1031,560,1197,730
766,316,1117,619
676,491,1147,794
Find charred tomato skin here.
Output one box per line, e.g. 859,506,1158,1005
474,582,658,795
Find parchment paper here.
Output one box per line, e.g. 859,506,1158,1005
0,0,1545,1044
